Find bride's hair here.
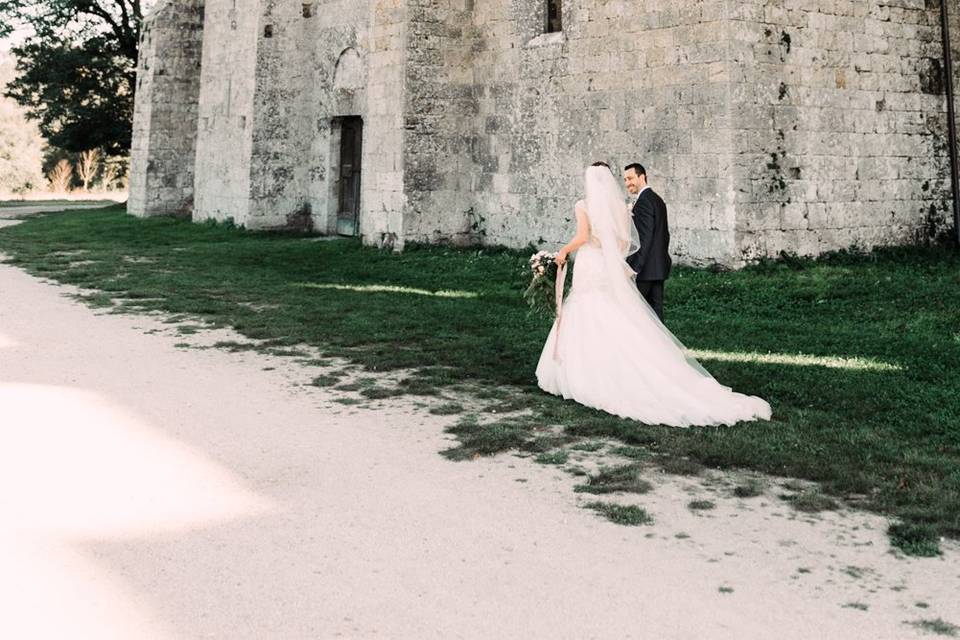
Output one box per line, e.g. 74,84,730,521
590,161,610,169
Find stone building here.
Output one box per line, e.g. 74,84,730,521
129,0,960,267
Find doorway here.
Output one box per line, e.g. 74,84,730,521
336,117,363,236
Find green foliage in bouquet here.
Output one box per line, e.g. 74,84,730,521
522,250,570,318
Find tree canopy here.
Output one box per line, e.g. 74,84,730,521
0,0,145,156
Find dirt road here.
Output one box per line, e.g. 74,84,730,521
0,259,956,639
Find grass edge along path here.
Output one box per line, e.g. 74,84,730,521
0,206,957,553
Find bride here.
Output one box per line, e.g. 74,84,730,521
536,164,771,427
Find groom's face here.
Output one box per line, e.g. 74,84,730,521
624,168,646,194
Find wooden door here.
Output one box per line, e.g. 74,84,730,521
337,117,363,236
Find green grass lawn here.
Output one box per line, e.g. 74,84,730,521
1,205,958,545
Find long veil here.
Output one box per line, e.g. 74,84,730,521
584,166,640,303
582,165,713,378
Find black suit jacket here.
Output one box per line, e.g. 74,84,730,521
626,188,671,281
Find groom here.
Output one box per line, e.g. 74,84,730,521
624,163,671,321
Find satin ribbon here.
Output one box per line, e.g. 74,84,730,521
552,262,568,362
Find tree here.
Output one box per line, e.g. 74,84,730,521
0,98,45,194
48,159,73,192
0,50,44,195
0,0,144,156
99,154,128,191
77,148,101,191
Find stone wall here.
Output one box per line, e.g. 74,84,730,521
130,0,959,265
202,0,408,237
243,0,306,228
347,0,408,245
397,0,740,263
276,0,406,239
128,0,204,218
396,0,958,265
399,0,476,246
728,1,955,262
190,0,260,223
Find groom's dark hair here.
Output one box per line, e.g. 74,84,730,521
624,162,646,176
591,161,610,168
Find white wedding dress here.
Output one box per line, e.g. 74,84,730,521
536,167,771,427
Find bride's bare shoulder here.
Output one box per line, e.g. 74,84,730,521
575,199,587,212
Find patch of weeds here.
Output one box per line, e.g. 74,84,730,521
733,479,765,498
360,386,403,400
797,567,812,574
176,325,204,335
212,340,260,353
441,419,530,460
609,445,650,460
688,500,716,511
843,566,868,580
397,377,441,396
907,619,958,637
266,347,310,357
332,397,363,406
486,396,536,414
311,374,342,387
675,532,691,539
535,450,569,465
565,466,588,476
569,441,605,452
583,502,653,526
781,489,838,513
474,388,508,400
718,586,734,594
298,358,333,367
456,413,481,427
781,479,807,492
70,292,114,308
888,522,942,557
429,402,465,416
522,435,569,453
658,457,705,476
575,464,653,495
842,602,868,611
173,342,192,349
917,602,930,609
403,365,459,387
334,382,363,392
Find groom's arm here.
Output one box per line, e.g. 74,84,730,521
631,198,656,272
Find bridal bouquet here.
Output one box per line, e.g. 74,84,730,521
523,250,567,317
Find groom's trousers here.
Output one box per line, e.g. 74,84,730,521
636,279,664,322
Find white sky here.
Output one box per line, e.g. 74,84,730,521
1,0,158,54
0,27,32,53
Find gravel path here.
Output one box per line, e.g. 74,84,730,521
0,200,122,219
0,259,956,640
